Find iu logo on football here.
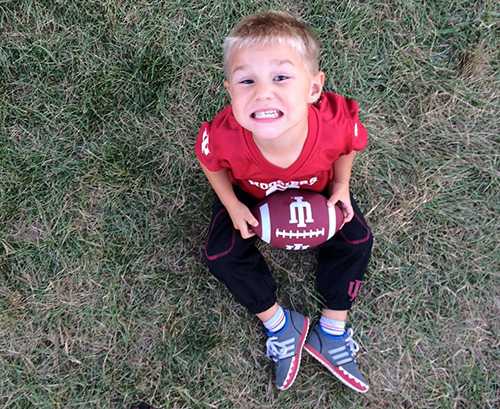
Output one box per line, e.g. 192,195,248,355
289,196,314,227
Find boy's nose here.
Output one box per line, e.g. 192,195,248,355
254,82,273,100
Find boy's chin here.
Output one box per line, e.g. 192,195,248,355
250,131,284,142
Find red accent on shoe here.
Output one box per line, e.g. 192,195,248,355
304,344,369,393
279,317,310,390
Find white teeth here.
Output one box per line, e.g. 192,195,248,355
254,110,280,119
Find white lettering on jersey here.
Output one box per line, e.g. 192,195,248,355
248,177,318,196
289,197,314,227
354,122,358,138
201,128,210,156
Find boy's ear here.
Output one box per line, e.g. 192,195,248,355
309,71,325,103
224,79,232,98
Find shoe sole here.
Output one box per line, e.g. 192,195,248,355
304,344,369,393
278,317,310,391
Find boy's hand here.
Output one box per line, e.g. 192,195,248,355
226,200,259,239
327,181,353,228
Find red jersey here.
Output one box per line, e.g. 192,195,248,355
195,92,368,200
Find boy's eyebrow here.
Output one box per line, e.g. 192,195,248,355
231,65,249,75
231,59,295,75
275,59,295,67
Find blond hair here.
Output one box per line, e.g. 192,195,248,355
223,11,321,78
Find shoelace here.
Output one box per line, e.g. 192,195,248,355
265,336,296,362
344,327,360,359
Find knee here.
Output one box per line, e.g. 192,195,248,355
340,218,373,250
355,230,373,258
205,233,236,264
363,230,374,251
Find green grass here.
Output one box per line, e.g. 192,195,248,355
1,0,498,408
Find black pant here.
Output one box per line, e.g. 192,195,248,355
204,188,373,314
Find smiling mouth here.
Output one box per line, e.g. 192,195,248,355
251,109,284,120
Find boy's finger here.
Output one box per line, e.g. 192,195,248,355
248,215,259,226
242,231,255,239
240,224,255,239
344,206,354,222
327,196,338,207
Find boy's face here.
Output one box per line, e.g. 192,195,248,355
224,43,324,142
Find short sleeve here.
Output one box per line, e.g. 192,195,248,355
345,98,368,153
195,122,223,172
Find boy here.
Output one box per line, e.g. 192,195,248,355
195,11,373,393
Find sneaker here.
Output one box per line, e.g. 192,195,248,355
304,325,369,393
265,309,310,390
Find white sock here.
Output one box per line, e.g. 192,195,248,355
320,315,346,336
263,306,286,333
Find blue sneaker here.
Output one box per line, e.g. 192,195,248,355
265,309,310,390
304,325,369,393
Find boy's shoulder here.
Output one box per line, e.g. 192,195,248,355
204,104,242,135
316,91,363,123
315,91,368,152
195,104,248,172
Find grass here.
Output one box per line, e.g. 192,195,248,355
0,0,498,408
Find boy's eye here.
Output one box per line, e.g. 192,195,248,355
239,79,254,85
274,75,289,82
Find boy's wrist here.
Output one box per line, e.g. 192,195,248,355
332,179,350,188
222,195,241,211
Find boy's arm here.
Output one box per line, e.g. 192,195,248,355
200,164,259,239
327,151,356,224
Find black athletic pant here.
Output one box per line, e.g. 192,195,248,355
204,188,373,314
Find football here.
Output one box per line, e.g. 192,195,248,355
251,190,344,250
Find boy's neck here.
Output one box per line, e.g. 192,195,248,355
252,118,309,168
